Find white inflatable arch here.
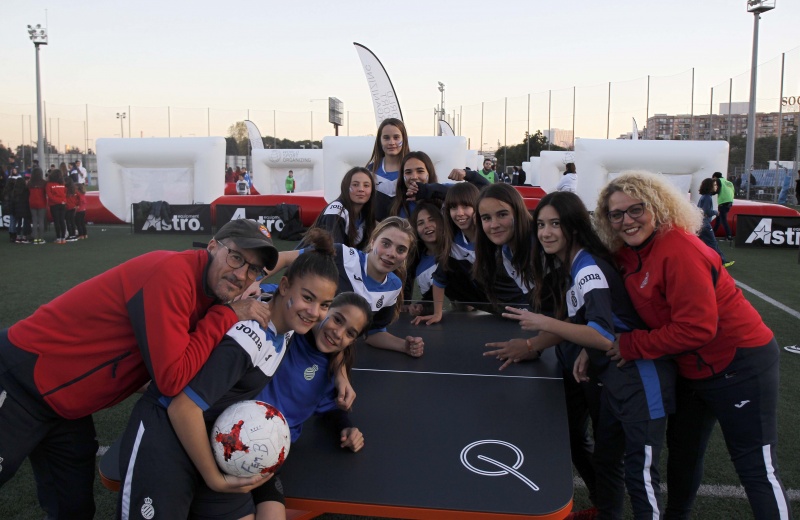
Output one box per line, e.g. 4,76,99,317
96,137,225,223
525,157,541,186
251,149,323,194
575,139,729,211
538,151,576,193
321,136,468,202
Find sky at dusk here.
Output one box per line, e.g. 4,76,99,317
2,0,799,152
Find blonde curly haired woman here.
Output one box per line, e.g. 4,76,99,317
594,171,790,520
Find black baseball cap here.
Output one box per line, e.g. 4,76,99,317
214,219,279,270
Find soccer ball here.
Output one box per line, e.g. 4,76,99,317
210,400,291,477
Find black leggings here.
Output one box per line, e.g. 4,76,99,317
65,209,76,237
50,204,66,240
76,211,87,236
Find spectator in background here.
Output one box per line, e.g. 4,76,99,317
497,168,511,184
46,168,67,245
243,167,253,189
712,171,734,241
235,172,250,195
795,171,799,202
12,174,32,243
286,170,296,193
476,158,497,184
28,167,48,244
64,178,79,242
518,166,527,186
511,166,520,185
557,162,577,193
75,160,88,185
68,162,79,183
76,184,88,239
3,169,21,242
225,166,235,184
697,178,733,268
63,162,73,182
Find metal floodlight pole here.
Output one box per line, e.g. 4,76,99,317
28,23,48,167
774,52,785,202
743,0,776,196
116,112,126,138
645,75,650,140
744,11,763,174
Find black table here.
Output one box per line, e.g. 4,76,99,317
281,311,573,519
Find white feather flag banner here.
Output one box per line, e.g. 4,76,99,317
354,42,403,127
439,120,455,137
244,120,264,150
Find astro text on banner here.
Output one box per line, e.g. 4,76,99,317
132,203,212,234
354,42,403,127
215,204,303,241
735,214,800,248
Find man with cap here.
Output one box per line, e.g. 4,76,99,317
0,219,278,519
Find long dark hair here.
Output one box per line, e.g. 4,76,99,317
321,166,376,249
473,183,535,304
532,191,615,317
441,182,479,270
65,177,77,197
28,167,46,189
367,118,409,173
410,200,451,269
391,151,438,217
324,292,372,378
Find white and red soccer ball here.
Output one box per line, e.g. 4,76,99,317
211,400,291,477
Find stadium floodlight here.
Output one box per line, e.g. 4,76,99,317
28,23,48,168
116,112,127,138
743,0,776,195
746,0,775,13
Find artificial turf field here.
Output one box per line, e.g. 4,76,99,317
0,223,798,519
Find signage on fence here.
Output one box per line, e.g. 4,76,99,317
132,202,211,234
735,214,800,248
216,204,304,241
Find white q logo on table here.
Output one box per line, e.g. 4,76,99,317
460,440,539,491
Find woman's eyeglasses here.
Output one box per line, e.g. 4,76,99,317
607,203,646,224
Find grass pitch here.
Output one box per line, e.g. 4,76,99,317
0,224,798,519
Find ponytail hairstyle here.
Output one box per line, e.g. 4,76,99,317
367,117,410,173
473,183,534,305
326,292,372,378
366,216,416,322
285,227,339,286
77,183,87,195
391,151,438,217
440,182,479,270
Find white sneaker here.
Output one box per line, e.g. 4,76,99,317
784,345,800,355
